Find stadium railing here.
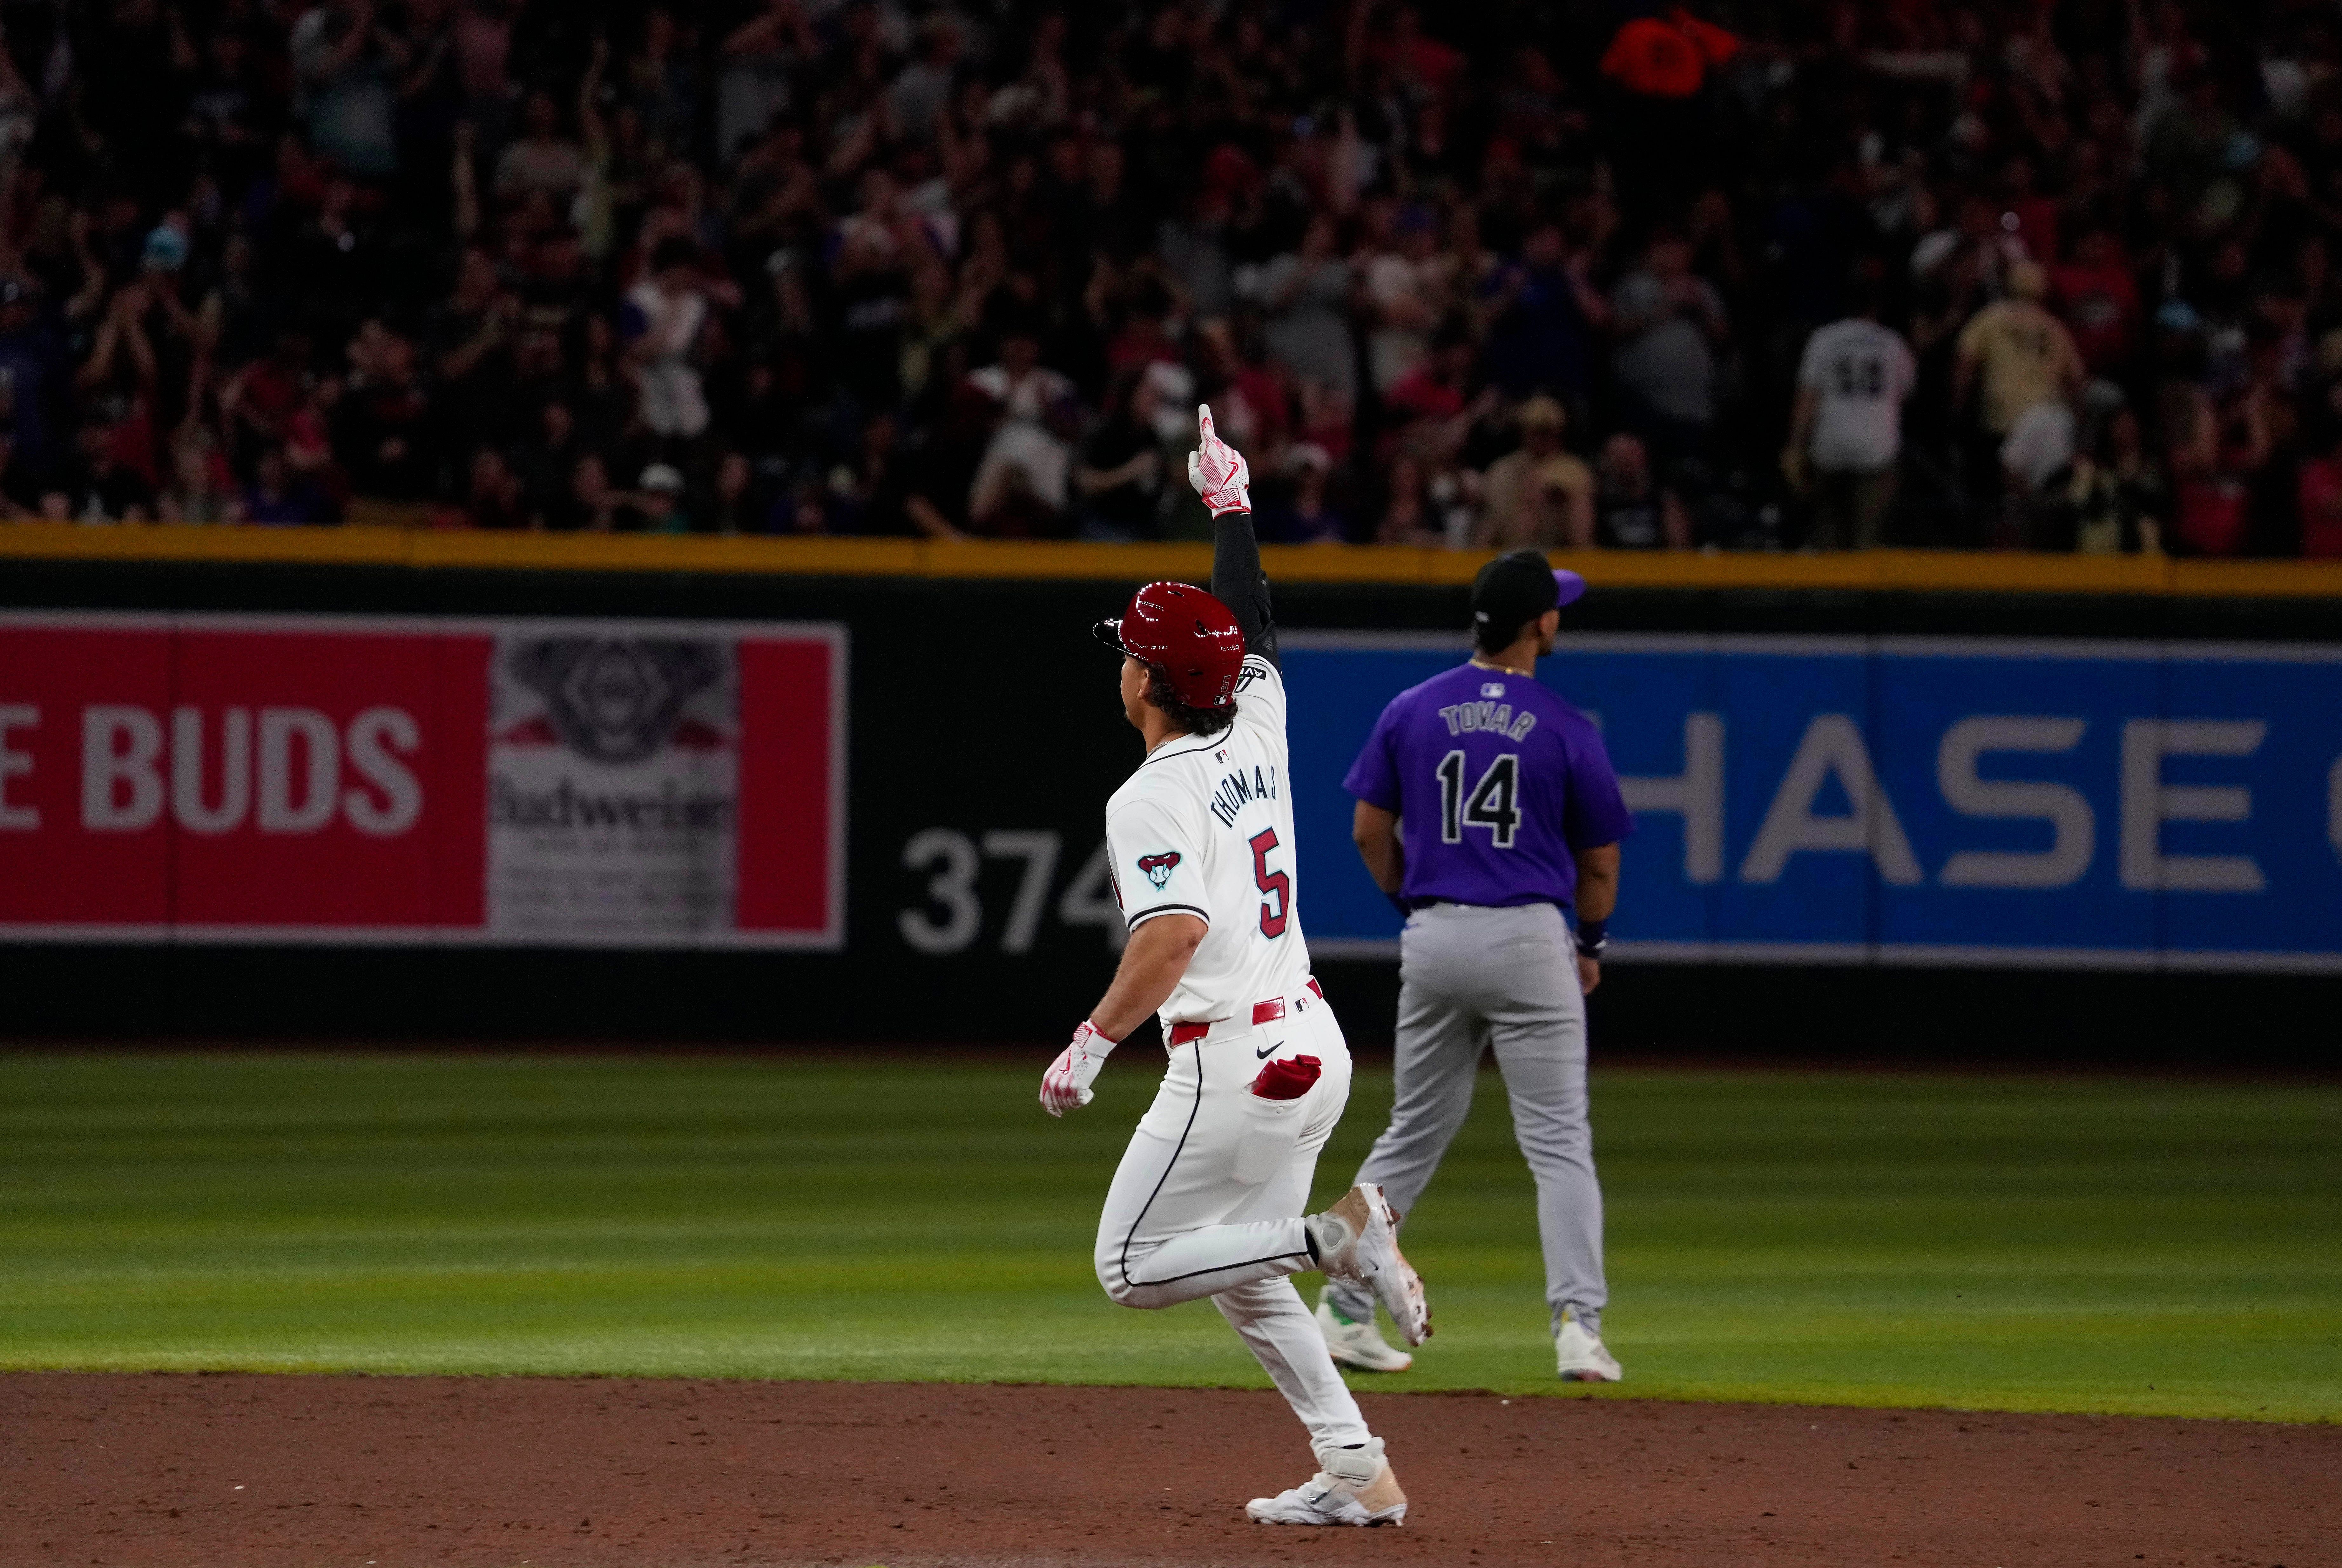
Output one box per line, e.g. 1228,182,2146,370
6,520,2342,598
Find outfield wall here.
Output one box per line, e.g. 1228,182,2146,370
3,534,2338,1061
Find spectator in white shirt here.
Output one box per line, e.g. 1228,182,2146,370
1363,203,1442,394
966,327,1079,534
964,327,1076,424
1785,282,1916,548
493,90,587,206
623,238,715,440
2001,399,2077,497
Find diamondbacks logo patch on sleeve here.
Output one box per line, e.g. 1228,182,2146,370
1137,851,1182,890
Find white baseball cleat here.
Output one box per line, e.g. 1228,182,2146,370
1555,1309,1623,1382
1245,1436,1407,1527
1308,1185,1431,1347
1315,1292,1414,1373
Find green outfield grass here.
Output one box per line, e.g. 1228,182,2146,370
0,1051,2335,1422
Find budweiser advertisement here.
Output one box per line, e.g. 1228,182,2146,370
0,613,846,947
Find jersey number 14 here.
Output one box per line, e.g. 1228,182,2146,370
1437,751,1522,848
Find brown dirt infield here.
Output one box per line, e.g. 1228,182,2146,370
2,1374,2333,1568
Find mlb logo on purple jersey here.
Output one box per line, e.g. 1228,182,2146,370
1343,663,1634,910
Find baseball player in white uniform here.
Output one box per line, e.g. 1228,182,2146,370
1040,408,1432,1528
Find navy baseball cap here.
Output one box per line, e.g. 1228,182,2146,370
1470,551,1585,639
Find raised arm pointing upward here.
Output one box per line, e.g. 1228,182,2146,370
1195,405,1277,666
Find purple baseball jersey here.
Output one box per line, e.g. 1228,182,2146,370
1343,661,1633,909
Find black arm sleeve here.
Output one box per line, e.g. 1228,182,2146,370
1211,510,1278,667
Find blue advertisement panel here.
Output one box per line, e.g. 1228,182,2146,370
1283,634,2342,972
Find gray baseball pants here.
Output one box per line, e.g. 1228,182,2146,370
1325,901,1607,1337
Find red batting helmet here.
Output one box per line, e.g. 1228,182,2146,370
1093,581,1245,709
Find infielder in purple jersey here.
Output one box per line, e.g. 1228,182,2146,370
1318,550,1635,1381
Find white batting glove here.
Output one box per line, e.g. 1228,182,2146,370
1187,403,1252,516
1040,1020,1117,1117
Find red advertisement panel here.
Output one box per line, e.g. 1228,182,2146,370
0,614,845,947
0,622,175,930
167,625,490,930
736,636,843,937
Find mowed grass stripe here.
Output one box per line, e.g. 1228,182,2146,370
0,1053,2334,1422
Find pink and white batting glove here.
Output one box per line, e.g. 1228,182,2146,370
1187,404,1252,516
1040,1020,1117,1117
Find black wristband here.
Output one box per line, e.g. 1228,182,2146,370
1574,916,1608,957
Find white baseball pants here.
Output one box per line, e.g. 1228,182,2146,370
1093,993,1371,1453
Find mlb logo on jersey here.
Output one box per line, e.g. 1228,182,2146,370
1481,682,1506,698
1138,851,1182,889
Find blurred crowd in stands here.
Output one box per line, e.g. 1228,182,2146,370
3,0,2342,555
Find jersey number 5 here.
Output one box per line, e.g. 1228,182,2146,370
1248,827,1291,938
1437,751,1523,848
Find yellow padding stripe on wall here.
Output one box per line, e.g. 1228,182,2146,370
4,521,2342,598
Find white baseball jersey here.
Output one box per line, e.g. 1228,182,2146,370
1105,653,1313,1027
1797,317,1915,472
